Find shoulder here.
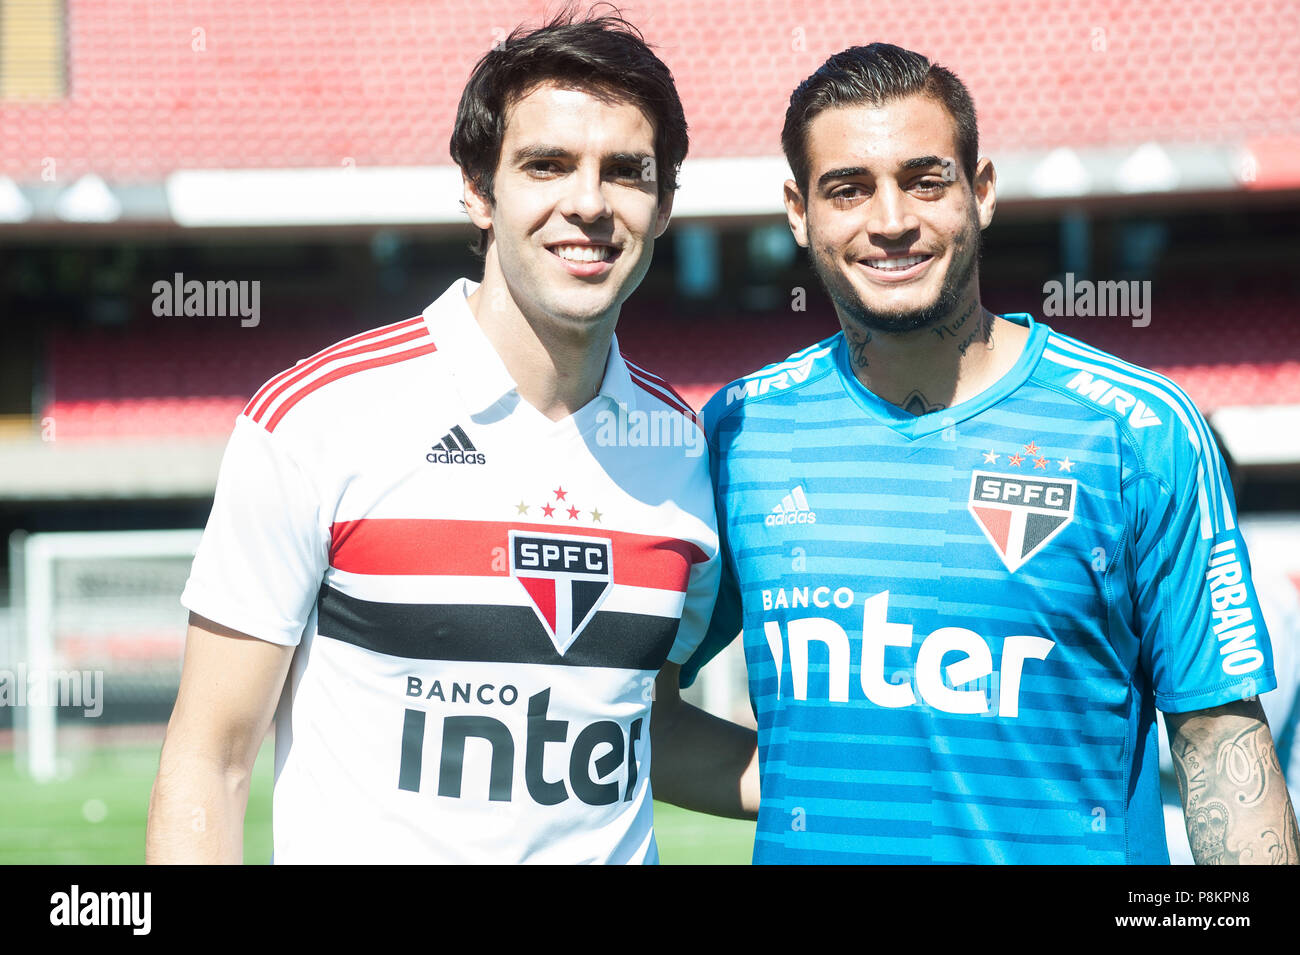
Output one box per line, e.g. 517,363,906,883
619,354,700,427
240,315,437,435
700,333,841,433
1035,326,1216,475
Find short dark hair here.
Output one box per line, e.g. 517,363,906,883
449,4,688,256
781,43,978,196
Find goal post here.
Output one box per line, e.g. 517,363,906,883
8,529,203,782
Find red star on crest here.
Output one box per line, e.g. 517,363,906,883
1023,441,1040,456
541,503,555,518
553,487,567,501
1008,453,1023,467
566,505,581,520
1033,456,1048,469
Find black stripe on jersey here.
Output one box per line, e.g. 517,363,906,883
451,425,476,451
315,584,679,669
437,434,458,452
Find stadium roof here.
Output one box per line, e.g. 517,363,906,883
2,0,1298,226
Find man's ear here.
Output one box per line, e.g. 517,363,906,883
462,172,494,232
973,157,997,231
783,179,809,248
653,187,674,239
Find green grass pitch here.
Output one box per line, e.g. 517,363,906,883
0,741,754,864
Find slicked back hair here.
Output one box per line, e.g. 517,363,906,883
450,4,688,256
781,43,978,197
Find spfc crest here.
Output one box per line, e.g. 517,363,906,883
968,471,1077,573
509,530,613,654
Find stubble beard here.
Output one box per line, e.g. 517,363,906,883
809,216,982,338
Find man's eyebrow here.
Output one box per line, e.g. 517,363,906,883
511,145,572,164
510,146,653,166
606,151,652,165
899,155,947,172
817,166,869,189
816,156,950,189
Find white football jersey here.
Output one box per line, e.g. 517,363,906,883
182,279,720,863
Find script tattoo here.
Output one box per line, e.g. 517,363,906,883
845,326,872,370
932,301,974,341
1167,701,1300,865
957,310,994,356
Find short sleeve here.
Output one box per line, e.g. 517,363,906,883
181,415,331,646
679,543,741,687
1131,437,1276,713
679,411,742,686
666,546,721,666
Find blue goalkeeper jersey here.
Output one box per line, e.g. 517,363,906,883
682,313,1275,864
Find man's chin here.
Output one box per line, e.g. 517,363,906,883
835,292,949,336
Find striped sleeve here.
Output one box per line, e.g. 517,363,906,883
1041,335,1277,711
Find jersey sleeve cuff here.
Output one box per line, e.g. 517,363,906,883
1156,670,1278,714
180,582,305,647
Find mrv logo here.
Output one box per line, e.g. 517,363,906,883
724,349,829,405
763,591,1055,717
1065,370,1162,429
968,471,1077,573
397,689,643,806
510,531,612,655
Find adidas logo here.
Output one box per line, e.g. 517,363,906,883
426,425,487,465
765,485,816,527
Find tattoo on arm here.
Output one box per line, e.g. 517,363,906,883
1167,700,1300,865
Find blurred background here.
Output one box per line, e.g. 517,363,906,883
0,0,1297,864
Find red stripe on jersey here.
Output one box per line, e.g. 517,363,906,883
329,518,709,592
623,358,698,421
243,317,426,418
250,325,430,424
263,340,439,432
626,368,699,425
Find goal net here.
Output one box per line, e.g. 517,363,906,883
6,529,201,781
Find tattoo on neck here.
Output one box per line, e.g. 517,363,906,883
901,390,946,416
845,326,872,370
933,301,975,341
957,310,994,357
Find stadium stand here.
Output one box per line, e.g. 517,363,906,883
37,284,1300,441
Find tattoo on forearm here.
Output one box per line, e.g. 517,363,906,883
1169,704,1300,865
845,327,871,370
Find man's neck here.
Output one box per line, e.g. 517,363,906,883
466,261,615,422
839,294,1030,416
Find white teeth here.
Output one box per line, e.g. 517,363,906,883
552,245,612,263
866,254,928,271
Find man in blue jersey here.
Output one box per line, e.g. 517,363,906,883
682,43,1298,864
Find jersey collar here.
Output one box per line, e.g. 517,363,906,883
422,278,638,416
833,312,1047,439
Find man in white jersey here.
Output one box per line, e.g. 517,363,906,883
146,10,759,864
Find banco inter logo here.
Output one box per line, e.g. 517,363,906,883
509,531,613,654
968,471,1076,573
427,424,486,465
